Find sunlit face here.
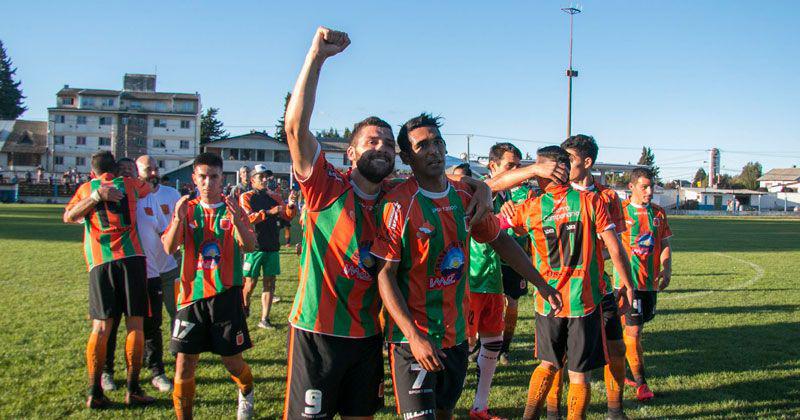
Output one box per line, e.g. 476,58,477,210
347,125,396,184
238,167,249,183
136,157,159,186
488,151,521,177
402,126,446,179
452,167,469,177
565,148,592,182
193,164,223,200
118,161,136,178
629,175,654,205
251,172,268,191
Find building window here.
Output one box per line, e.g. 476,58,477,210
136,137,146,147
54,156,64,165
155,102,167,112
227,148,239,160
152,139,166,148
274,150,291,163
256,150,265,161
175,101,196,113
154,119,167,128
180,120,190,129
158,160,165,169
76,136,87,145
99,137,111,146
180,140,190,149
80,97,95,107
54,135,65,145
99,116,111,125
102,98,115,107
130,100,142,110
61,97,74,106
76,157,86,166
76,116,87,125
240,149,252,161
55,115,65,123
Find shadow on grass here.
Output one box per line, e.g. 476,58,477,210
671,217,800,252
660,304,800,315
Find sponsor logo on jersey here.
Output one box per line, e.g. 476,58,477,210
343,241,376,282
386,202,402,239
429,243,465,289
633,232,655,256
197,240,222,270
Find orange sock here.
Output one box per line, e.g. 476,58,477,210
623,334,645,385
522,364,558,420
546,367,564,414
604,353,625,410
566,382,591,420
173,377,196,420
231,363,254,395
125,329,144,391
86,332,107,396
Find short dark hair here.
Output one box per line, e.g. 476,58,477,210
265,170,274,177
536,146,571,183
561,134,598,165
117,157,135,165
453,162,472,177
194,152,224,170
351,116,393,146
630,167,655,184
397,113,443,155
489,142,522,163
160,175,170,182
91,151,117,175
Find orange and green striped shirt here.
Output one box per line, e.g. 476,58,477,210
614,200,672,291
66,174,151,271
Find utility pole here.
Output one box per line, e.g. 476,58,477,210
562,5,581,138
466,134,472,162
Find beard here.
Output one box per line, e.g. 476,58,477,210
146,176,159,188
356,150,395,184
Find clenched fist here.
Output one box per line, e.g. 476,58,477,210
310,26,351,59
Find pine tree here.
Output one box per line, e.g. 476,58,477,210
200,107,227,144
737,161,762,190
693,168,708,187
275,92,291,142
0,40,26,119
637,146,660,181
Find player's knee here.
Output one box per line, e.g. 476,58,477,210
608,339,626,357
92,319,114,336
567,370,590,384
125,316,144,331
221,354,245,374
506,297,519,309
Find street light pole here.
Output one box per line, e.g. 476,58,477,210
562,6,581,138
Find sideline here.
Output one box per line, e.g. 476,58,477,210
660,252,765,301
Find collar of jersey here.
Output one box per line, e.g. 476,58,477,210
199,200,225,209
544,183,570,195
570,181,596,192
629,201,649,209
418,182,452,199
349,179,380,200
97,173,116,181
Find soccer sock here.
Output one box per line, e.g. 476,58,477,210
473,336,502,411
501,305,519,353
624,334,646,386
86,332,107,397
546,367,564,416
605,353,625,411
173,377,196,420
231,363,254,396
522,364,557,420
125,329,144,392
566,382,591,420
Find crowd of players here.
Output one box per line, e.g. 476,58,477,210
64,27,673,420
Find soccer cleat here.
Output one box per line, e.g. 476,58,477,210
125,388,156,406
498,352,510,366
257,318,275,330
469,408,507,420
237,389,255,420
101,372,116,391
86,394,111,409
605,411,630,420
271,295,281,304
635,384,654,401
624,377,637,387
151,374,173,392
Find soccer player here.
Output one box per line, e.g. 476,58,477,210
239,164,297,329
63,151,155,408
496,146,633,420
162,153,257,420
372,114,562,420
614,167,673,402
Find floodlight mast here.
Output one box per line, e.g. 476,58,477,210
562,6,581,138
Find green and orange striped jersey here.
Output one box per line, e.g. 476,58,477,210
66,174,151,271
508,184,613,317
288,149,386,338
372,178,501,349
468,193,505,294
614,200,673,291
176,198,245,310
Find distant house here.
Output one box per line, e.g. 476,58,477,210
0,120,48,172
758,168,800,192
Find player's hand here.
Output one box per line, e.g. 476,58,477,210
267,205,284,216
533,160,568,184
537,284,562,316
310,27,350,60
98,185,124,203
224,195,246,222
657,269,671,291
408,332,446,372
465,180,492,230
617,285,633,314
287,190,299,208
173,195,191,219
499,200,516,221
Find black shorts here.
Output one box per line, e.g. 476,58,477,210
168,286,252,356
601,292,623,341
279,218,291,228
501,264,528,300
88,256,149,319
389,341,469,417
535,309,606,373
625,290,658,326
284,327,384,419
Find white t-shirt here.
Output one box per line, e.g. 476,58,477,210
136,185,182,278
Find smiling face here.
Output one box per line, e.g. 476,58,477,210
348,125,396,184
402,126,447,179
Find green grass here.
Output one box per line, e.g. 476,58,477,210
0,205,798,419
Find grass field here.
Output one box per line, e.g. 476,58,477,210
0,204,798,419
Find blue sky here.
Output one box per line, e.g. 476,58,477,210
4,1,799,180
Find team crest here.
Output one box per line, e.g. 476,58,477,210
144,207,154,216
220,218,232,231
633,233,655,256
429,243,465,289
161,204,170,215
417,221,435,239
236,331,244,346
653,217,662,227
197,240,222,270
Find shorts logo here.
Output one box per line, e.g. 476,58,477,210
653,217,662,227
429,243,465,289
236,331,244,346
633,233,655,257
243,262,252,271
403,409,435,419
144,207,154,216
220,218,232,231
197,240,221,270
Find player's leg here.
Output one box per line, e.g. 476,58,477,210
241,251,260,317
119,256,154,405
623,290,656,401
174,352,199,420
284,327,345,420
500,265,526,364
564,309,606,420
284,224,292,246
210,286,254,419
434,342,469,420
123,315,154,404
143,275,171,392
389,343,437,419
160,267,179,324
86,262,120,408
523,315,567,420
546,366,565,420
259,251,281,328
601,293,627,419
221,353,255,420
471,294,506,419
101,314,121,391
170,294,212,420
338,334,385,420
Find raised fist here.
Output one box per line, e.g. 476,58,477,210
311,26,351,59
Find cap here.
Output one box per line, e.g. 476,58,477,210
251,164,269,177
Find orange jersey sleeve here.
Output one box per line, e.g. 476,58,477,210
66,182,91,211
372,198,409,263
295,146,350,212
239,191,265,224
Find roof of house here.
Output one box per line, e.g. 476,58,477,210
0,120,48,154
57,87,199,101
203,131,279,145
683,187,766,195
757,168,800,182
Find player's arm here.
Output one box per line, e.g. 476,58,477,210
225,195,256,253
240,193,265,224
162,195,190,254
601,228,634,313
62,185,123,223
376,259,447,372
286,27,350,180
485,161,568,193
448,175,492,230
487,231,562,315
283,190,299,220
657,238,672,291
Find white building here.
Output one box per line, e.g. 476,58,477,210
47,73,201,173
0,120,48,172
758,168,800,192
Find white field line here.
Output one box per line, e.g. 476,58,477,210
661,252,765,301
